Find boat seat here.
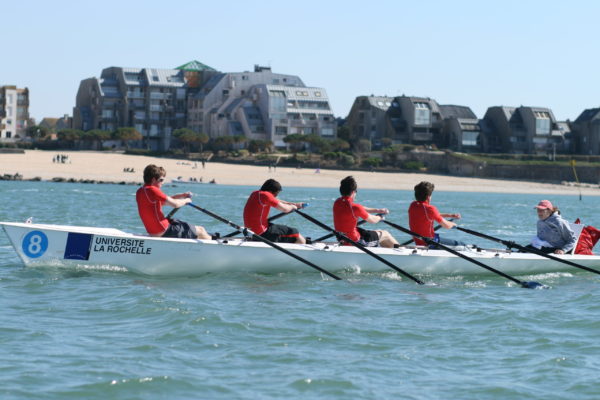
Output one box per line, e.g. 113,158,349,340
568,222,585,254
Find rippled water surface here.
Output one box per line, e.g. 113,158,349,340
2,181,600,399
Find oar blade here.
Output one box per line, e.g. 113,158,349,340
521,281,547,289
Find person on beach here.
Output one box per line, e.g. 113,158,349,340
136,164,211,239
526,200,576,254
243,179,306,244
333,176,399,248
408,181,464,247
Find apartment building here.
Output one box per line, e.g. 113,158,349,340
480,106,570,154
571,108,600,154
187,65,335,148
345,96,393,148
0,86,29,141
438,105,481,151
73,61,218,151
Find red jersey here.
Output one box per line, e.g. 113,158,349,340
243,190,280,235
408,200,443,246
136,185,169,235
333,196,369,242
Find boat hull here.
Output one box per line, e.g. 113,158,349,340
3,222,600,277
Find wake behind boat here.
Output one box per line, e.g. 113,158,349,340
3,221,600,278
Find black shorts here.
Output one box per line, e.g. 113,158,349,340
357,227,380,247
260,223,300,243
162,219,198,239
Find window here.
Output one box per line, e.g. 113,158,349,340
314,91,321,97
534,111,551,135
223,89,229,95
275,126,288,135
413,102,430,126
462,131,479,146
6,131,11,138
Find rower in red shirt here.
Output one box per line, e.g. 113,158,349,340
243,179,306,244
408,181,463,247
333,176,399,248
136,164,211,239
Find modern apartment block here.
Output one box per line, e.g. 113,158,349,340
571,108,600,154
73,61,218,151
187,65,335,148
345,95,479,150
480,106,570,154
438,105,481,151
0,86,29,141
345,96,393,147
73,62,334,151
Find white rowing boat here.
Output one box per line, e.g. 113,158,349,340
3,221,600,278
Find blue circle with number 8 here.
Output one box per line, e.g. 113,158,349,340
22,231,48,258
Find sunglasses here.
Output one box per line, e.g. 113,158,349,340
158,178,165,183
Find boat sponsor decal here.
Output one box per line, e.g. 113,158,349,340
64,232,93,260
91,237,152,255
22,230,49,258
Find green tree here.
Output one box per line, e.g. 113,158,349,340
211,136,234,151
283,133,305,154
112,127,142,149
173,128,208,153
26,125,50,140
248,139,273,153
57,129,84,148
82,129,111,150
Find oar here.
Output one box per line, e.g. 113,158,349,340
313,220,367,242
399,219,454,246
187,203,341,280
380,220,545,289
222,203,309,238
166,207,180,220
293,209,425,285
456,226,600,276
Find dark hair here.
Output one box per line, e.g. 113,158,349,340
143,164,165,184
339,176,357,196
260,179,282,194
414,181,434,202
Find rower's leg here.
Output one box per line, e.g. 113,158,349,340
195,225,211,240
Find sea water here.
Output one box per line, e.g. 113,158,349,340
1,181,600,399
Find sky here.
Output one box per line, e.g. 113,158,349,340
3,0,599,123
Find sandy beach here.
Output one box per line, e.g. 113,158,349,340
1,149,598,195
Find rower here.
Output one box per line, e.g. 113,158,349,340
243,179,306,244
136,164,212,240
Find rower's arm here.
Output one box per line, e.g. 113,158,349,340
165,195,191,208
275,201,297,213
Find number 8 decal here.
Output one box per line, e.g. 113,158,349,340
22,231,48,258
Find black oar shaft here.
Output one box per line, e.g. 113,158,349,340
381,220,542,289
294,210,425,285
187,204,342,280
456,226,600,276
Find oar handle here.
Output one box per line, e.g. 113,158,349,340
294,210,425,285
382,220,543,289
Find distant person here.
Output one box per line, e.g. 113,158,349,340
527,200,576,254
333,176,399,248
243,179,306,244
408,181,463,247
136,164,211,240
